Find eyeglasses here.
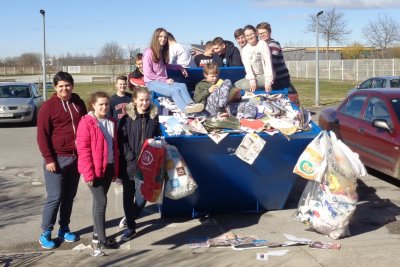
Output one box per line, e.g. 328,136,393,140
258,31,269,36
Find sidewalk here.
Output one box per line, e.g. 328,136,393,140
1,113,400,266
1,168,400,266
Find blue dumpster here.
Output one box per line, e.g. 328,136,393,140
156,67,320,217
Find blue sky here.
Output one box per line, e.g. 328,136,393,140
1,0,400,59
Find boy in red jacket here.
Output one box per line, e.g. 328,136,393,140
37,71,87,249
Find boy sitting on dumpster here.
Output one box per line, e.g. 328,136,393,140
194,63,241,116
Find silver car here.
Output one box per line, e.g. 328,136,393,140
356,76,400,89
348,76,400,95
0,82,44,125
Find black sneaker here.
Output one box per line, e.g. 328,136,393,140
121,228,137,242
97,238,119,249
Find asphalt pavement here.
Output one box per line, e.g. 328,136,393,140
1,112,400,267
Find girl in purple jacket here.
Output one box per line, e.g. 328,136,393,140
76,91,120,254
143,27,204,114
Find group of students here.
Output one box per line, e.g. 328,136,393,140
37,72,159,255
126,23,290,117
36,24,291,255
194,22,291,93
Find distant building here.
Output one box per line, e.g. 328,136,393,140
283,46,375,61
191,43,205,57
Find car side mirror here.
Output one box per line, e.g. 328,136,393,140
355,85,360,89
372,119,392,133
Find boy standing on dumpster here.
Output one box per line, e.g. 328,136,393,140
194,63,241,116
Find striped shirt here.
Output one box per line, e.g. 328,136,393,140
267,39,290,81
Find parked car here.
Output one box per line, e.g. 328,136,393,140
0,82,44,125
348,76,400,95
319,88,400,179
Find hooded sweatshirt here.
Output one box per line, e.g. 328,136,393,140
37,93,87,164
212,40,243,67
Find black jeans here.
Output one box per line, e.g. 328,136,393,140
41,156,80,232
122,178,146,230
87,164,114,242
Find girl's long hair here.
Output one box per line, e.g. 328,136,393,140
150,28,169,64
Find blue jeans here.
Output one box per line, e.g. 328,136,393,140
41,156,80,232
145,80,193,111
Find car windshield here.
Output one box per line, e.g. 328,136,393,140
391,98,400,123
0,85,31,98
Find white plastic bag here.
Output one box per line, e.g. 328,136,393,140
293,131,329,182
164,144,198,200
296,130,365,239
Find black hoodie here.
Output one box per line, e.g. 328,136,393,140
212,40,243,67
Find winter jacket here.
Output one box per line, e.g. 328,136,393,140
76,114,120,182
194,79,214,105
118,103,160,180
37,93,87,164
212,40,243,67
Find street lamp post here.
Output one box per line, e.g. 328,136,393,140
40,9,47,100
315,10,323,107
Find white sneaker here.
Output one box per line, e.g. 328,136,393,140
184,103,204,114
119,217,127,228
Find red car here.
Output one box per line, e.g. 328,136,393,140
318,89,400,179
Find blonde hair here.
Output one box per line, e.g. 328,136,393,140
203,63,220,75
132,86,151,106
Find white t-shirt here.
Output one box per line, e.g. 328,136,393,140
169,43,196,68
241,40,274,85
97,117,114,164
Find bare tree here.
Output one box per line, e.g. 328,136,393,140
305,8,352,59
18,53,42,67
98,41,125,79
362,14,400,58
98,41,125,65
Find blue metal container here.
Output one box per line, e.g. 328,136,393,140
157,67,320,217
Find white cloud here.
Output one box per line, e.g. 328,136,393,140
253,0,400,9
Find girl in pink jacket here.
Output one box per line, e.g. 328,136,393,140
76,91,120,254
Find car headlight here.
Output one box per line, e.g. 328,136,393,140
18,104,31,110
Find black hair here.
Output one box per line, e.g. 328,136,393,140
53,71,74,87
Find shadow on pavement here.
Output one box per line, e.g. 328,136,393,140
349,178,400,236
0,252,53,267
0,173,43,229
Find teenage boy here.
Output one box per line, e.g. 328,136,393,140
256,22,291,90
37,71,87,249
109,75,132,123
194,63,240,116
194,41,214,67
234,28,247,54
211,37,243,67
128,53,145,90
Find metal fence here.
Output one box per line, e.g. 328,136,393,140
0,65,131,76
286,59,400,81
2,59,400,82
